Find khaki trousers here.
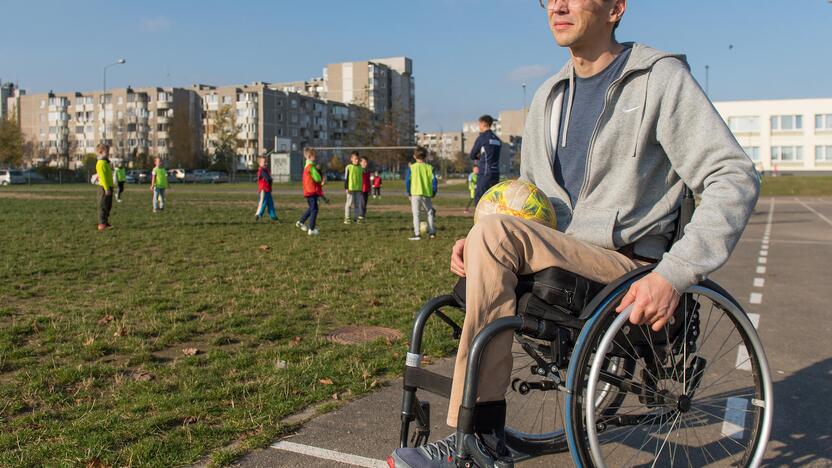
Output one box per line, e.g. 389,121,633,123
447,214,641,427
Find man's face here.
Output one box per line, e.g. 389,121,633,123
478,121,490,132
546,0,621,48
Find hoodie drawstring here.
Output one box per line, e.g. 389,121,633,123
561,67,575,148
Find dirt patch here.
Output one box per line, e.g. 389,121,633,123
326,326,402,345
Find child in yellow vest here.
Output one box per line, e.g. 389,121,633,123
406,147,438,240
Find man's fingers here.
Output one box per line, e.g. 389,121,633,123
616,286,638,312
651,314,671,332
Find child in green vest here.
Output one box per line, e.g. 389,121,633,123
150,157,168,213
406,147,438,240
465,165,479,213
343,151,364,224
115,164,127,203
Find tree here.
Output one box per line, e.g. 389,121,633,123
210,104,238,173
0,117,24,167
328,155,345,174
453,151,470,174
170,103,199,169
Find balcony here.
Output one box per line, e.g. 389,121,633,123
156,131,169,138
237,131,257,140
157,101,172,110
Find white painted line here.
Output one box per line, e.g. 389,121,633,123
797,198,832,228
721,397,749,439
760,250,768,257
749,293,763,304
753,277,765,288
734,314,757,372
758,257,767,264
756,266,766,274
271,441,387,468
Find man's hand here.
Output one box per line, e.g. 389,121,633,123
450,238,466,277
615,272,680,332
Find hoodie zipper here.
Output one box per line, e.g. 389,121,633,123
574,67,643,205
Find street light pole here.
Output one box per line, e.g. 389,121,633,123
705,64,710,96
102,59,126,144
522,83,527,116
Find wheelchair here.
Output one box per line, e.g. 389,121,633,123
397,191,773,467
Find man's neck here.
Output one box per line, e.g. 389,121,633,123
569,38,624,78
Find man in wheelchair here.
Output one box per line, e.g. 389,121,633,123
389,1,759,467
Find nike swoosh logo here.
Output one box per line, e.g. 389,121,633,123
622,106,641,113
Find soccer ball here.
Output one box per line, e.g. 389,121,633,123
474,179,557,229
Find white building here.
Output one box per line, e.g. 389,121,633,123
714,98,832,174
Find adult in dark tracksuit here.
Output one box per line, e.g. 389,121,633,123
469,114,502,205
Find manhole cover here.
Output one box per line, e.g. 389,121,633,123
327,326,402,345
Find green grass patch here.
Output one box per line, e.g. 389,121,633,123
0,182,470,466
760,176,832,197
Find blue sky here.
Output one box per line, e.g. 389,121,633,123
1,0,830,132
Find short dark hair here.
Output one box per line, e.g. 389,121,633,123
414,147,428,161
350,151,360,158
479,115,494,127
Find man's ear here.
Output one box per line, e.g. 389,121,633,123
612,0,626,24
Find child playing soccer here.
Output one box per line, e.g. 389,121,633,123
465,165,479,213
360,157,371,219
150,157,168,213
372,171,382,198
343,151,364,224
406,147,438,241
296,148,322,236
95,144,114,230
255,155,278,222
115,164,126,203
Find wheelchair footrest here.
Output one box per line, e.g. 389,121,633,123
404,366,452,398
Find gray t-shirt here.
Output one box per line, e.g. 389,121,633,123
553,46,631,207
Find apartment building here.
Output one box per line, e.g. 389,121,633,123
17,86,201,168
323,57,415,145
714,98,832,174
416,131,464,159
1,80,25,121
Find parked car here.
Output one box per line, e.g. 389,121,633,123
168,168,195,183
124,173,137,184
205,171,229,183
1,170,26,185
22,170,47,184
192,169,210,183
128,170,150,184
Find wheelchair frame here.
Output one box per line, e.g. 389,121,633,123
398,264,773,467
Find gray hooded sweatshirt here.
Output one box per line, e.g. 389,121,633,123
520,43,759,293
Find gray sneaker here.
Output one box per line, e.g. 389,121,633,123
388,433,509,468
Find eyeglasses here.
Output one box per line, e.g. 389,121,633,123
539,0,584,9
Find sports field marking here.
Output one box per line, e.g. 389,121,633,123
756,266,766,274
757,257,767,264
753,278,765,288
749,292,762,304
735,313,761,372
797,198,832,228
760,250,768,257
271,441,387,468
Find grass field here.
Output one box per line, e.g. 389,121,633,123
759,175,832,196
0,181,472,467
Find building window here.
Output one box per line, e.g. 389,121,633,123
816,146,832,162
222,96,232,104
816,114,832,131
771,145,803,162
728,116,760,133
770,115,802,131
742,146,760,162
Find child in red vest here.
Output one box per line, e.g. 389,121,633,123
297,148,323,236
255,155,278,222
372,171,382,198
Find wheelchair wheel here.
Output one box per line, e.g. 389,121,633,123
567,283,773,467
504,333,634,458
